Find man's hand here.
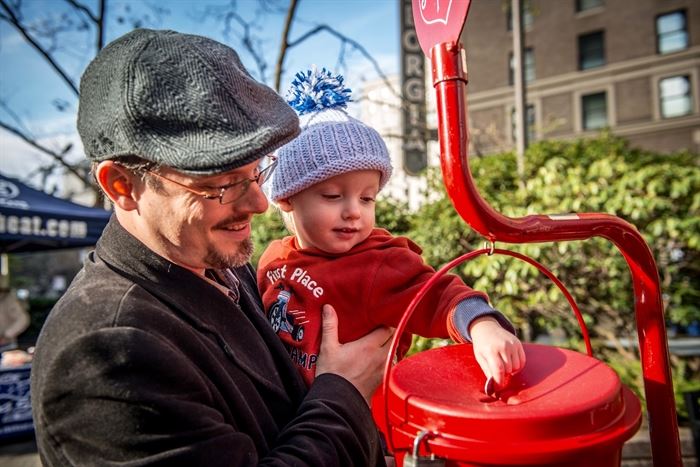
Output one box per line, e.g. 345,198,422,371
469,316,526,388
316,304,394,402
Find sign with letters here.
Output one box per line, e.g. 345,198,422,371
400,0,428,175
412,0,472,56
0,173,111,253
0,365,34,440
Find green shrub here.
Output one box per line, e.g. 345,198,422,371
251,135,699,418
405,134,699,417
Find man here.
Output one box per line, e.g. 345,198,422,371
0,276,30,353
30,29,392,466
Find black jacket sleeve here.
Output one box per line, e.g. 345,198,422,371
35,327,383,466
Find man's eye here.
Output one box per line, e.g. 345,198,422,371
195,185,224,194
205,179,243,191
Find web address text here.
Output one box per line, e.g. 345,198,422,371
0,214,88,239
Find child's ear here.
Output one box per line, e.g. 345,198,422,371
277,198,293,212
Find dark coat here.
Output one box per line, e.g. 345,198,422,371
31,217,384,466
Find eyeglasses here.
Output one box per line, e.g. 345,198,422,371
145,156,277,205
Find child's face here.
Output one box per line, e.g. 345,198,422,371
279,170,380,254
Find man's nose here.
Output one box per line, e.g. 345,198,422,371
238,181,269,214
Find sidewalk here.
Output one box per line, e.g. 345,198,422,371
0,437,39,467
0,426,696,466
622,426,697,467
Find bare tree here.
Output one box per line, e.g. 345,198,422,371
0,0,166,201
1,0,405,201
199,0,435,164
197,0,399,95
0,0,96,193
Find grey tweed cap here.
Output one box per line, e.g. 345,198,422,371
78,28,300,174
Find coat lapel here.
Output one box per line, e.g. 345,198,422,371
95,217,305,401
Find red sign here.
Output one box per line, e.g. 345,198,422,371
412,0,472,56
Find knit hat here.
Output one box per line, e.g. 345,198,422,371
77,28,300,175
269,68,392,201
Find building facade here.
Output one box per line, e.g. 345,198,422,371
463,0,700,155
361,76,441,210
362,0,698,208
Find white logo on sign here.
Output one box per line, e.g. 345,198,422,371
0,180,20,200
420,0,453,25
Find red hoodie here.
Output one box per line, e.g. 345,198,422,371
257,228,488,387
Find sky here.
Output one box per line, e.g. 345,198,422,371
0,0,400,194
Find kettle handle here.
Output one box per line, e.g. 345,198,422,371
380,246,591,453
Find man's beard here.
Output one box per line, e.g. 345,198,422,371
204,238,254,269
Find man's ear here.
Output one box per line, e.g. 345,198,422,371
95,161,140,211
276,198,294,213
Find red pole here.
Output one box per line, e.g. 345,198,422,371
430,40,681,467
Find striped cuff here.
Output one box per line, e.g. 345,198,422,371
452,297,516,342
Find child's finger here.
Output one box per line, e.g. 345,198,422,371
518,344,527,370
507,342,525,374
474,352,492,382
511,344,526,373
484,352,506,386
500,349,514,375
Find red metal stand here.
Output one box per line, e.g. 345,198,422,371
400,1,682,465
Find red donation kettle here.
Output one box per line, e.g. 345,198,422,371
393,0,682,465
372,342,642,466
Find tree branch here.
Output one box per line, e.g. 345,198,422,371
63,0,97,23
286,24,400,99
63,0,105,50
0,120,88,186
0,100,31,136
273,0,299,92
221,10,268,82
0,0,80,96
96,0,105,50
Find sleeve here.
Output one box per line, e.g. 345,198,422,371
35,329,384,467
446,296,517,343
263,374,386,466
36,328,254,466
365,246,489,338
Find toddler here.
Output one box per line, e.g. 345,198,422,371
258,68,525,389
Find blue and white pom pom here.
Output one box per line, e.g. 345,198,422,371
286,67,352,115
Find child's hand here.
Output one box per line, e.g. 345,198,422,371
469,316,526,388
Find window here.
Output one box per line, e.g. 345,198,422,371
511,104,536,143
509,48,535,85
579,31,605,70
656,11,688,54
582,92,607,130
659,75,692,118
576,0,603,13
506,3,533,31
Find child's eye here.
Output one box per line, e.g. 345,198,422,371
321,194,340,200
361,197,375,203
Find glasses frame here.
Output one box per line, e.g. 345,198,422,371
145,156,277,205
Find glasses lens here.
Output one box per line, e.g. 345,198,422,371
219,158,277,205
258,159,278,186
220,182,246,204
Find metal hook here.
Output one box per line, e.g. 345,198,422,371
483,240,495,256
412,430,438,459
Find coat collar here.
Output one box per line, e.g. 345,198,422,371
95,216,306,400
